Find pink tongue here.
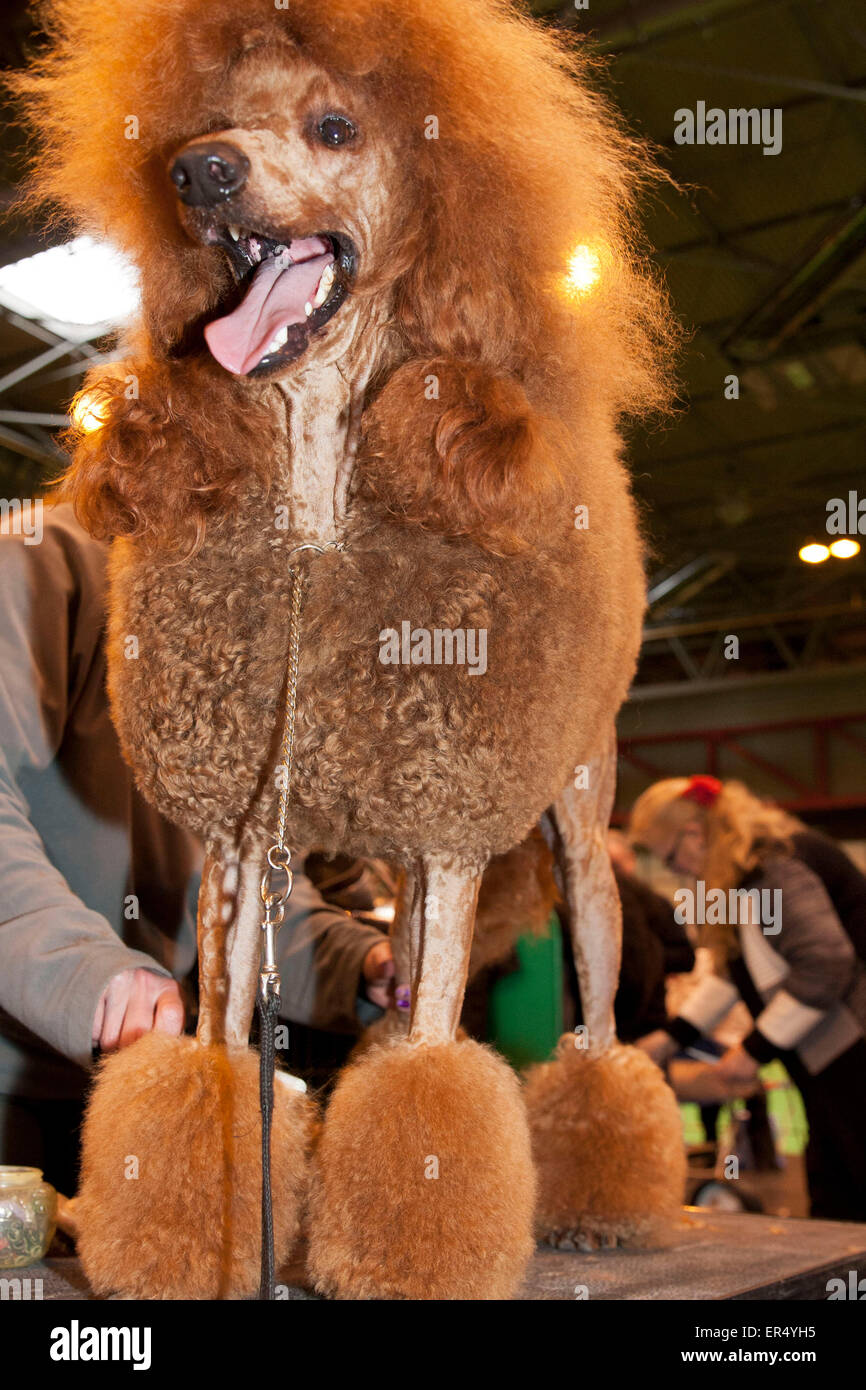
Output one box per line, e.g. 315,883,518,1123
204,237,334,375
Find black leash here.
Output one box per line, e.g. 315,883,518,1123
255,548,337,1301
256,845,294,1301
255,554,306,1301
257,988,281,1300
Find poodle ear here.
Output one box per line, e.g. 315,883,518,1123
61,359,279,551
358,358,564,554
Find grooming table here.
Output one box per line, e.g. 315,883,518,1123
17,1211,866,1301
520,1210,866,1300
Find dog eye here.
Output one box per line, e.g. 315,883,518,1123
316,114,357,148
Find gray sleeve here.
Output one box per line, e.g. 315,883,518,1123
761,856,856,1009
275,869,386,1034
0,524,172,1070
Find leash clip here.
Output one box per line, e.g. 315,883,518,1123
259,843,293,1004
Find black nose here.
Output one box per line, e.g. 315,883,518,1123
169,141,250,207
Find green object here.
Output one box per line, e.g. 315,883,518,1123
680,1060,809,1157
762,1061,809,1156
487,914,564,1069
680,1102,705,1148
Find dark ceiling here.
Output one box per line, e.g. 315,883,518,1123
0,0,864,690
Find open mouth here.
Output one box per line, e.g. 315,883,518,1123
201,226,357,377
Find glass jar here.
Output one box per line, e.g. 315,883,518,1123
0,1167,57,1268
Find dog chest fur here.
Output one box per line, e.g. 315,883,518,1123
105,426,644,863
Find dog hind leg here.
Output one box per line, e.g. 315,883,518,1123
526,730,686,1251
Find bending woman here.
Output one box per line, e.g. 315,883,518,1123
630,775,866,1222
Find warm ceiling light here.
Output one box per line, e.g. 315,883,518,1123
564,243,602,298
829,538,861,559
799,542,830,564
70,388,109,434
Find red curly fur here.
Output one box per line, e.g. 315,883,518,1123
62,352,283,551
358,359,565,554
15,0,684,1301
15,0,677,553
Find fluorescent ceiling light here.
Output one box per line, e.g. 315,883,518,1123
0,236,140,342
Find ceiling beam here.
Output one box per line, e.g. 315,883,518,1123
0,409,70,426
0,422,63,465
644,600,866,641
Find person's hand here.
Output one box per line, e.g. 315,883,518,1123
636,1028,678,1067
713,1043,762,1095
91,969,185,1052
669,1059,749,1104
362,939,395,1009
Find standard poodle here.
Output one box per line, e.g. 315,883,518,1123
18,0,684,1299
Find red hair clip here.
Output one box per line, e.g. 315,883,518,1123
681,774,722,807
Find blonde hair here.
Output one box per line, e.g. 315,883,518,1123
629,777,800,892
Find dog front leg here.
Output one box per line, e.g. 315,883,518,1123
222,841,269,1047
76,841,314,1299
307,854,536,1299
406,855,479,1044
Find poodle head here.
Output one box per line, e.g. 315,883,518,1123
17,0,679,551
163,43,407,380
16,3,428,379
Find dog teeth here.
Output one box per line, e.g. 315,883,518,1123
228,224,240,242
265,325,289,355
304,264,336,317
310,263,336,310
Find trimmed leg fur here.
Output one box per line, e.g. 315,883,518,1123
307,1038,536,1299
76,1033,315,1299
524,1037,686,1249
